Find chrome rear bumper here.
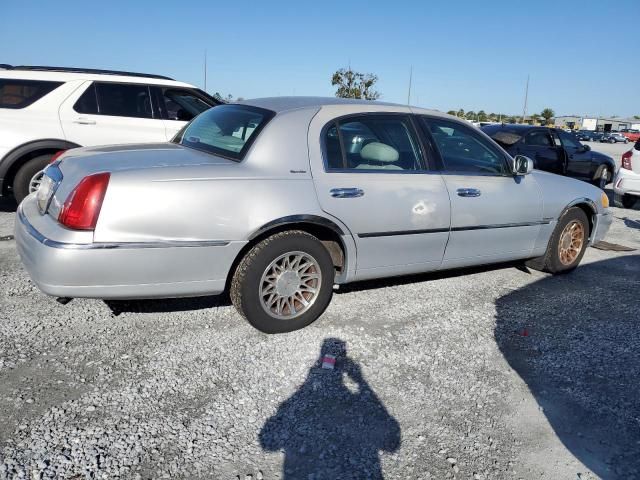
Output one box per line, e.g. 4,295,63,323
15,199,246,299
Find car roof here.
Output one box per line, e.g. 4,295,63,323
0,68,193,88
238,96,452,118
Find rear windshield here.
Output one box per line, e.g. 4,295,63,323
173,104,275,161
0,79,62,108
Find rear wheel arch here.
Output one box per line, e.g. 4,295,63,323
225,216,349,292
1,139,81,196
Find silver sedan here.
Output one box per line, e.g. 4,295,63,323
15,98,612,333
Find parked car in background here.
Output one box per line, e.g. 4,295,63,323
481,124,615,188
15,98,612,333
600,132,629,144
0,65,220,203
575,130,602,142
620,129,640,142
613,140,640,208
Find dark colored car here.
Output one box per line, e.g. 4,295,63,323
482,124,616,188
600,132,629,144
575,130,602,142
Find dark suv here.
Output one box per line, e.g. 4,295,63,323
481,124,615,188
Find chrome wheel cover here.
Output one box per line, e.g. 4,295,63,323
558,220,585,266
29,170,45,194
259,251,321,320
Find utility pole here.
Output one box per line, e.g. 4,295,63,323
407,66,413,105
521,74,529,123
204,50,207,93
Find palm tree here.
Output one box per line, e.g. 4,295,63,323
540,108,555,125
465,111,476,120
457,109,465,118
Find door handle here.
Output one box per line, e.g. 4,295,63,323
330,187,364,198
73,117,96,125
456,188,481,198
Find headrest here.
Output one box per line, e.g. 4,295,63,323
360,142,399,163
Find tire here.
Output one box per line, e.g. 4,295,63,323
12,154,52,203
614,193,637,209
230,230,334,333
526,207,589,274
610,138,615,144
593,166,610,189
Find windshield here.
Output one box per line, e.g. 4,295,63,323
173,104,275,160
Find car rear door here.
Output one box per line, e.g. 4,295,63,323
420,116,544,269
58,81,167,146
308,107,451,281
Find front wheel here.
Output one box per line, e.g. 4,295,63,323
593,166,610,189
230,230,335,333
526,207,589,274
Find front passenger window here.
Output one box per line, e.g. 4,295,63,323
422,118,507,175
324,115,424,171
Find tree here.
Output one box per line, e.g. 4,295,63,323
447,110,457,116
530,113,540,125
457,109,465,118
331,68,380,100
477,110,487,122
505,116,518,124
213,92,234,103
634,115,640,120
540,108,555,125
465,110,476,120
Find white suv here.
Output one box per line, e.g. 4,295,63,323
0,65,220,202
613,140,640,208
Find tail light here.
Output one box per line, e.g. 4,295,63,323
58,172,110,230
621,151,632,170
50,150,66,164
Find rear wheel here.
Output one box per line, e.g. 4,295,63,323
526,207,589,274
12,154,52,203
230,230,334,333
614,193,637,209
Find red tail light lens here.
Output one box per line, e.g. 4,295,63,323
50,150,66,164
621,151,632,170
58,172,110,230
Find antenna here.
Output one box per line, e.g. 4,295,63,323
407,66,413,105
521,74,529,123
204,49,207,92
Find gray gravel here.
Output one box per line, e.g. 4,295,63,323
0,185,639,479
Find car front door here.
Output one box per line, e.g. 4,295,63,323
308,108,451,281
517,129,564,175
59,81,167,147
420,117,544,269
152,87,218,140
555,130,593,179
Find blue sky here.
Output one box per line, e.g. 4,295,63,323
2,0,638,117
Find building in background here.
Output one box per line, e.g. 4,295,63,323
554,115,640,132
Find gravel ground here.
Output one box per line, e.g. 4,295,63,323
0,174,638,479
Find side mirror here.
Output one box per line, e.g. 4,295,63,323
582,144,591,152
513,155,533,175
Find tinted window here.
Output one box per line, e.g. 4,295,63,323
94,83,153,118
0,79,62,109
161,88,212,121
174,104,274,160
524,130,552,147
424,118,507,174
73,83,98,114
558,130,582,149
324,115,424,171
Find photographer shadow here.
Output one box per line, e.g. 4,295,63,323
259,338,400,479
494,256,640,479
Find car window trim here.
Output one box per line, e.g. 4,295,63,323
419,115,514,176
321,112,433,174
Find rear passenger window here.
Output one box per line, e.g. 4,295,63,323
422,118,507,175
324,115,424,172
73,83,98,114
0,79,62,109
524,131,552,147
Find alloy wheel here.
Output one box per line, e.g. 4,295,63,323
259,251,322,320
558,220,585,266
